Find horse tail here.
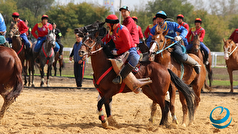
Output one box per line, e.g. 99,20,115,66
167,69,195,122
7,57,23,101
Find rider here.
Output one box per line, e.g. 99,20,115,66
187,18,209,64
24,20,32,40
144,16,156,39
177,14,189,46
147,11,200,74
132,16,144,42
12,12,31,50
53,23,64,59
229,28,238,46
102,14,140,89
119,6,139,45
31,15,60,59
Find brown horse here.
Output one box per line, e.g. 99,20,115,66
77,22,195,129
190,34,213,88
8,22,35,87
223,39,238,93
0,46,23,120
52,52,65,76
149,25,206,127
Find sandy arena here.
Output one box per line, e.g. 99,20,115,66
0,77,237,134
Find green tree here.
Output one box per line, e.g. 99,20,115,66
0,0,17,27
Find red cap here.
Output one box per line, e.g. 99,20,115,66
152,16,156,21
195,18,202,23
105,14,119,24
41,15,48,20
177,14,184,19
12,12,19,18
132,16,138,20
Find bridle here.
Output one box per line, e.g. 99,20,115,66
149,33,167,57
224,42,238,57
81,36,103,56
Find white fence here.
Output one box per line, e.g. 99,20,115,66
63,48,225,67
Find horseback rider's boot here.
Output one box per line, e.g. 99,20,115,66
112,63,134,84
184,55,201,74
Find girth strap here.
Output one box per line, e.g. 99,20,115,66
42,45,53,64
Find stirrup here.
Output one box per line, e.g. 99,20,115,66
112,75,122,84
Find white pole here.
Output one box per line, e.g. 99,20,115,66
119,0,122,24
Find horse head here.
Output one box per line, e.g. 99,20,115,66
78,21,106,56
8,22,20,38
192,34,200,52
46,29,56,49
149,24,168,55
223,38,236,60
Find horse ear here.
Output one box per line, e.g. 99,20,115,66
223,38,226,43
163,29,169,36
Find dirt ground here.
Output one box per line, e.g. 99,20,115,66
0,79,237,134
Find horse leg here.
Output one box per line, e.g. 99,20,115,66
191,84,201,124
97,97,107,128
47,65,52,87
179,91,188,127
59,63,62,77
23,61,27,86
54,62,57,76
206,64,213,87
31,60,35,87
106,98,118,127
0,95,14,120
169,84,179,124
40,66,44,87
158,98,169,126
228,69,233,93
149,101,157,124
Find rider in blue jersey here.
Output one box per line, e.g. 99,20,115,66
0,13,9,47
147,11,200,74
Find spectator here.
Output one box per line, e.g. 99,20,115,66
69,34,86,87
24,19,32,40
53,23,64,58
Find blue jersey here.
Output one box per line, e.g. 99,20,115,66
70,41,84,62
147,21,188,47
0,13,6,32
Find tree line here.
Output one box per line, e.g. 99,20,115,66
0,0,237,51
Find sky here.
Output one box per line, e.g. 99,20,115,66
58,0,150,11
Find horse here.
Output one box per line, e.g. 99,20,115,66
34,29,56,87
52,52,65,76
190,34,213,88
223,39,238,93
0,46,23,120
77,22,195,129
8,22,35,87
148,24,206,127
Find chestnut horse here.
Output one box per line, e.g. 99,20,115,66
8,22,35,87
77,22,195,129
223,39,238,93
0,46,23,120
149,25,206,127
190,34,213,88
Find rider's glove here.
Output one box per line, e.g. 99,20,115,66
112,50,118,55
175,36,182,41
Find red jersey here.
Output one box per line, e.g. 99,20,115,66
17,19,28,34
187,27,205,42
137,25,144,39
178,22,189,38
31,22,53,39
144,24,154,38
229,29,238,43
102,24,136,55
122,16,139,44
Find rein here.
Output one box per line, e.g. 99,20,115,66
228,45,238,57
17,43,24,55
42,44,54,64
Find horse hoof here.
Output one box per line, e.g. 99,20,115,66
102,122,116,129
148,118,154,124
172,119,179,124
31,84,35,87
107,116,118,127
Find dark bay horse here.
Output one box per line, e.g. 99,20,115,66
223,39,238,93
52,52,65,76
8,22,34,87
0,46,23,120
77,22,195,129
34,29,56,87
190,34,213,88
149,25,206,127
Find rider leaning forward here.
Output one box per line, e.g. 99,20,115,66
102,14,140,92
31,15,60,60
147,11,201,74
186,18,210,65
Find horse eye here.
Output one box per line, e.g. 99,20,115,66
160,40,163,42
